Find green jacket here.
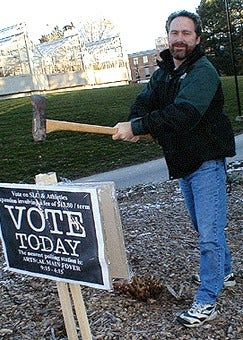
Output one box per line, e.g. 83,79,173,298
129,45,235,179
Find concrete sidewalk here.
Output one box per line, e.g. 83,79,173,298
74,133,243,189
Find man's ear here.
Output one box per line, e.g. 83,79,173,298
196,36,201,45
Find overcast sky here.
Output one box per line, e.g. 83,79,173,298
1,0,201,53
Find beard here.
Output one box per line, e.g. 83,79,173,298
169,42,195,60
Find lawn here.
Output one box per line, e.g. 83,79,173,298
0,77,242,183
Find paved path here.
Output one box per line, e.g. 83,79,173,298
74,133,243,189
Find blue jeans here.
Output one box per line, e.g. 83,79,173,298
179,159,233,304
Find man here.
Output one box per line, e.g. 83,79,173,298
112,10,236,328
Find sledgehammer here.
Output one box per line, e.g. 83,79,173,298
31,94,119,142
31,95,152,142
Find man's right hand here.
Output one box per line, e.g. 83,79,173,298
112,122,140,143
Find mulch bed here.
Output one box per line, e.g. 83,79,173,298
0,162,242,339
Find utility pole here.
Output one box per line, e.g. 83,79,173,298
224,0,242,121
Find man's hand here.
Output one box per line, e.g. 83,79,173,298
112,122,140,142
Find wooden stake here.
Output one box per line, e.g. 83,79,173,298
56,282,79,339
35,172,92,340
70,284,92,340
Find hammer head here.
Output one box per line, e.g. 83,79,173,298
31,94,47,142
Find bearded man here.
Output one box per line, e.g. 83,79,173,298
112,10,236,328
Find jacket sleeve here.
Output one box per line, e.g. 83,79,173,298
130,60,221,137
128,68,163,121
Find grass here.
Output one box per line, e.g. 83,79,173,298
0,77,242,184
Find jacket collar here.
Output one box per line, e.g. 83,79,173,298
158,44,205,75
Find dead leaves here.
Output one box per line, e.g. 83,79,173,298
113,275,185,303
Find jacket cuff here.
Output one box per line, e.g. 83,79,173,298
130,118,147,135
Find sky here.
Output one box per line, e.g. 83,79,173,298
1,0,201,53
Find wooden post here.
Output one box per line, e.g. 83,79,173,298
56,282,79,339
35,172,92,340
69,284,92,339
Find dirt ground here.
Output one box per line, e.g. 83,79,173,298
0,161,242,339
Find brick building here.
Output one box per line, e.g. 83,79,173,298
128,49,160,83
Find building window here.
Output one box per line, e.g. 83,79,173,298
133,57,138,65
144,67,150,78
143,56,148,63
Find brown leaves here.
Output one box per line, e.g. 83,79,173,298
114,275,167,302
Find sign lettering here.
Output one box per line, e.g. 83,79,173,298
0,184,111,290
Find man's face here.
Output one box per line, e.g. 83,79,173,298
168,16,200,62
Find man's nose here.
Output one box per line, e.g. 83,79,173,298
175,32,184,41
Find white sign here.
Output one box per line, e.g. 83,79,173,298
0,183,111,290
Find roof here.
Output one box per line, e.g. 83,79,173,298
36,35,78,56
128,49,158,57
0,23,26,48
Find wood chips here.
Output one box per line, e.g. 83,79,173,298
0,162,242,339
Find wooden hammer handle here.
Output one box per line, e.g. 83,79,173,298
46,119,117,135
46,119,152,139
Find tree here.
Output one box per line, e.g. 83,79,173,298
39,23,74,43
197,0,243,75
38,18,116,45
79,18,116,43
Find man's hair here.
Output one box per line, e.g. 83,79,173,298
165,10,202,37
